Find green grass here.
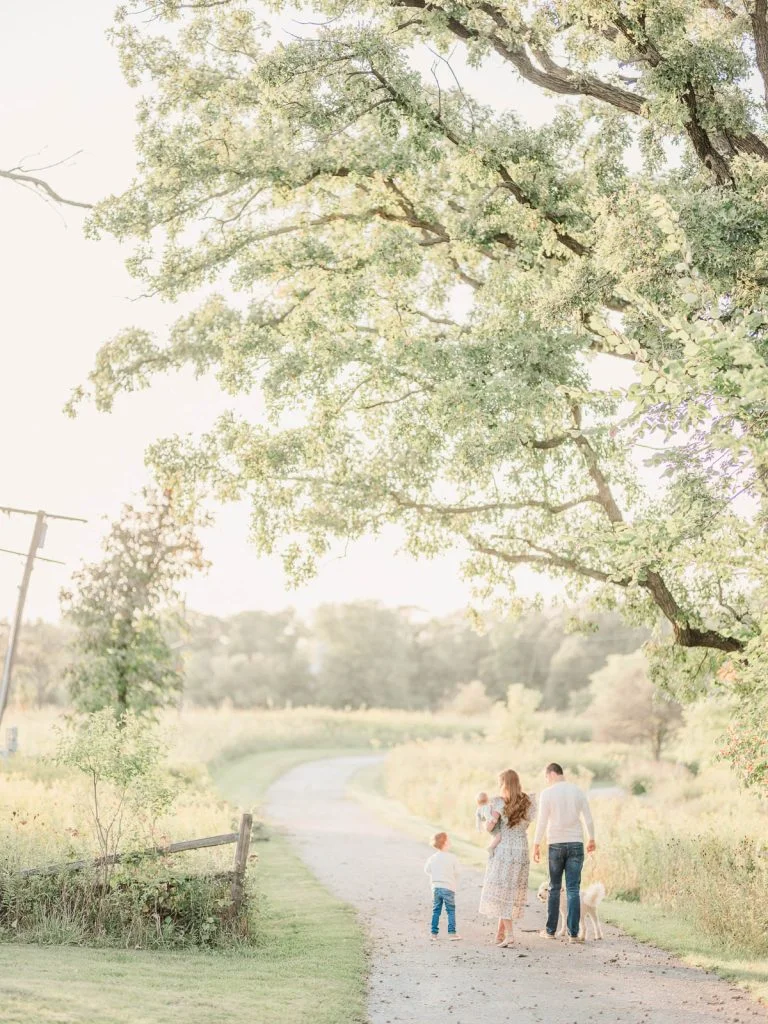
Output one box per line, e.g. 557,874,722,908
350,760,768,1006
600,899,768,1005
213,745,372,806
0,748,367,1024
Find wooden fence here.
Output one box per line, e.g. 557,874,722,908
20,812,255,917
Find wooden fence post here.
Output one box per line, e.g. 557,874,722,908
230,813,253,918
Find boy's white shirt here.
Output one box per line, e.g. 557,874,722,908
424,849,459,891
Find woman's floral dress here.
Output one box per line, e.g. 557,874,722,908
478,794,536,920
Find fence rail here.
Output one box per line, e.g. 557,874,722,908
19,812,254,910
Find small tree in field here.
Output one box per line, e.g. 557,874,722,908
446,680,493,717
62,489,207,718
589,652,683,760
488,684,544,748
55,710,174,887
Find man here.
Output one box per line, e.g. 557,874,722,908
533,762,596,943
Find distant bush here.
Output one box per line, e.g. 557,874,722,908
544,721,593,744
487,685,544,747
445,680,494,716
569,757,618,783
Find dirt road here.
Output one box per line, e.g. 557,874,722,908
266,755,766,1024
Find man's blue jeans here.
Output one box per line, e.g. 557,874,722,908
431,887,456,935
547,842,584,937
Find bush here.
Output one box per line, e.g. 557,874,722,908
445,680,494,716
544,721,593,744
487,685,544,747
603,830,768,955
54,711,175,890
567,757,618,783
0,864,249,948
0,710,259,950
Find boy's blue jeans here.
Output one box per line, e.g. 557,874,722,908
547,842,584,937
431,887,456,935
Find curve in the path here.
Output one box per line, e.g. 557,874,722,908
265,755,766,1024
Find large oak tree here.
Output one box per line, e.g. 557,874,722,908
76,0,768,782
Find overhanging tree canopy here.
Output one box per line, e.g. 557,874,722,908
75,0,768,780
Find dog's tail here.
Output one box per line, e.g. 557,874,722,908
582,882,606,907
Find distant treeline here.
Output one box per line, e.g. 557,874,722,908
178,604,647,711
2,604,647,711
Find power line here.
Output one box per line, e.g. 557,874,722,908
0,505,87,729
0,546,65,565
0,504,87,523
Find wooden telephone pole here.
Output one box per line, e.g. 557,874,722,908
0,505,87,731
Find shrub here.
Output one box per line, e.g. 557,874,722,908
544,721,593,744
0,864,249,948
54,711,175,890
603,830,768,955
445,680,494,716
487,685,544,747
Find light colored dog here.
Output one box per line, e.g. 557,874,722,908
537,880,606,940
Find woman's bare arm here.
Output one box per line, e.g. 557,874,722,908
486,811,500,833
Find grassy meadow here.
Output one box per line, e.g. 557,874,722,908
0,750,367,1024
5,704,472,763
0,706,457,1022
2,701,767,1013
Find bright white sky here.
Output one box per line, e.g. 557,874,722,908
0,1,621,623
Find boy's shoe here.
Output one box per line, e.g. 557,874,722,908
430,934,438,941
538,929,557,939
448,934,462,941
568,936,585,944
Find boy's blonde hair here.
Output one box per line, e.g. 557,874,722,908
431,831,448,850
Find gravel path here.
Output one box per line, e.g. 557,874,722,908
265,755,767,1024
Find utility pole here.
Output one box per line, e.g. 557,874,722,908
0,505,87,730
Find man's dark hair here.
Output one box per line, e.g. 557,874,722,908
546,762,564,776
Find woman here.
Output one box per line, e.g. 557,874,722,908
478,769,535,948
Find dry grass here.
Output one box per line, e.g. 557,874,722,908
2,705,474,763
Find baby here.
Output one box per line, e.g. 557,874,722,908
475,791,501,856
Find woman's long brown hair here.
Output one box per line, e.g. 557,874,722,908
499,769,531,828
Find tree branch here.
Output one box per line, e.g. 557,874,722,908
390,492,602,516
368,67,589,257
394,0,647,116
0,167,93,210
469,537,627,586
567,406,745,652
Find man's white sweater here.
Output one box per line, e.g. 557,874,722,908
533,780,595,845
